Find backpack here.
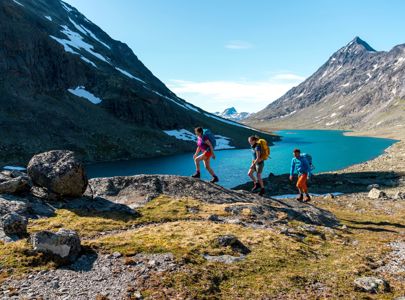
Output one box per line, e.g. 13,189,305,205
203,129,217,149
301,153,315,170
258,139,270,160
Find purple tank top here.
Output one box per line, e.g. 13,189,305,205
197,136,210,152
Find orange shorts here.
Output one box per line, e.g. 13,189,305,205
203,151,213,159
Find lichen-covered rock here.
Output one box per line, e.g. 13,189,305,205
353,276,390,293
394,191,405,200
31,229,81,263
368,188,387,199
0,212,28,236
0,171,30,194
27,150,88,197
86,175,340,227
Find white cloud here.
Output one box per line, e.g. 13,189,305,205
225,40,253,49
167,73,306,113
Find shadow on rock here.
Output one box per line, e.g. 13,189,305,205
233,171,404,196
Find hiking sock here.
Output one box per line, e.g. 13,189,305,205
191,171,201,178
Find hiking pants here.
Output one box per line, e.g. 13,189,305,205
297,173,308,193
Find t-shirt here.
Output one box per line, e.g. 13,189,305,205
197,136,211,152
251,143,262,160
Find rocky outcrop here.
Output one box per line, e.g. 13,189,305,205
368,188,387,199
0,212,28,242
31,229,81,263
0,170,31,194
86,175,340,227
27,150,88,198
353,277,390,293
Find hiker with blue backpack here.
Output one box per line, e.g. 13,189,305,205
289,148,311,202
248,135,270,196
191,127,219,183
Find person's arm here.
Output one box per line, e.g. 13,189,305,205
253,148,262,165
193,147,201,159
289,159,295,180
205,139,216,159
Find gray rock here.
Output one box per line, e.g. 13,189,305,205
0,171,30,195
0,212,28,237
368,188,387,199
367,184,380,191
27,150,88,198
353,276,390,293
86,175,340,227
31,229,81,263
394,191,405,200
203,254,246,264
215,235,251,254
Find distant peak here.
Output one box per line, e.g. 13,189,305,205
345,36,376,52
222,107,237,115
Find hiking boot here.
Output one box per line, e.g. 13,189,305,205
191,172,201,179
304,195,311,202
296,194,304,201
259,188,265,196
210,175,219,183
251,183,259,192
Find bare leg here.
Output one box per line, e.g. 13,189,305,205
257,173,264,188
194,154,205,172
248,168,256,183
203,158,215,176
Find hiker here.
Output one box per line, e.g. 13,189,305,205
248,135,267,196
191,127,219,183
289,148,311,202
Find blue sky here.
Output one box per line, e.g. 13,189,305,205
65,0,405,113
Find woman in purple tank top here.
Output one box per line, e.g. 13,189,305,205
191,127,219,183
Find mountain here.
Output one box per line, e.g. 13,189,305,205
215,107,251,121
0,0,277,166
246,37,405,132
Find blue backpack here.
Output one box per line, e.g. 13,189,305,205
203,129,217,149
301,153,314,170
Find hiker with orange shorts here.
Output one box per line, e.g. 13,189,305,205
289,148,311,202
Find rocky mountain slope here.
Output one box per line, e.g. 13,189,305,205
215,107,251,121
0,0,276,166
247,37,405,132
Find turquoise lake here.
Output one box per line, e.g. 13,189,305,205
86,130,397,188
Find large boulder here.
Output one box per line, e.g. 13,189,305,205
0,170,30,194
0,212,28,242
368,188,387,199
31,228,81,263
353,277,390,293
27,150,88,198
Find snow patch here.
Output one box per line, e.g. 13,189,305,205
163,129,195,142
44,15,52,21
338,105,345,110
80,56,97,68
69,18,111,49
214,135,235,150
273,192,343,200
12,0,24,6
115,67,146,83
330,113,337,118
50,25,110,64
68,86,102,104
60,1,73,12
3,166,26,171
279,110,297,119
341,82,350,87
325,120,339,126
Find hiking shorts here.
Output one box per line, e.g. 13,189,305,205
254,161,264,174
203,151,213,159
